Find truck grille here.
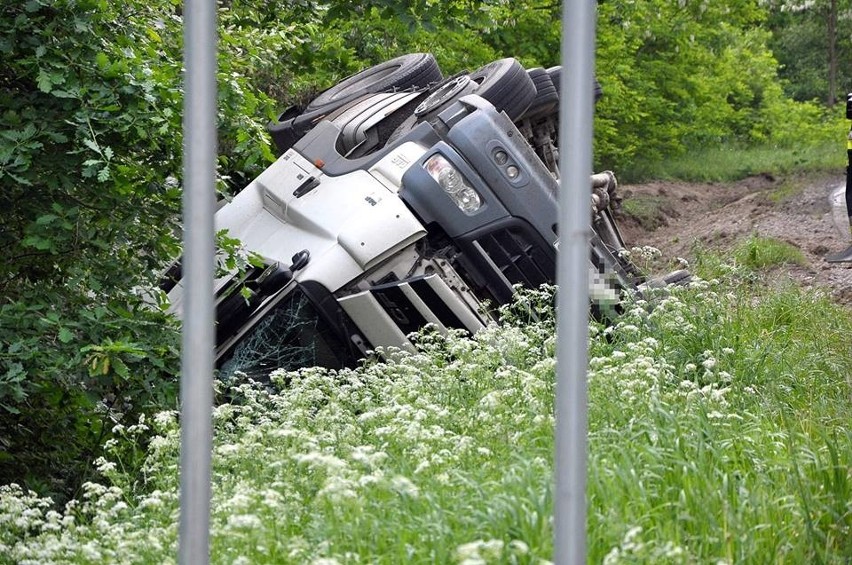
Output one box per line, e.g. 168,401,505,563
475,226,554,288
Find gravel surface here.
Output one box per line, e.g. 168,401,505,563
615,172,852,305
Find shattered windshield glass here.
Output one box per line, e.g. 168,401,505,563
218,288,347,381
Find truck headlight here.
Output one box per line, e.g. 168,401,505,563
424,154,482,215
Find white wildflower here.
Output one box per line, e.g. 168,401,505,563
226,513,262,530
318,476,357,501
295,452,347,471
93,456,116,474
389,476,419,498
216,444,240,456
455,540,484,562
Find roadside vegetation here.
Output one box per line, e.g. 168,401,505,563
3,269,850,563
629,136,846,184
1,0,851,558
733,235,808,269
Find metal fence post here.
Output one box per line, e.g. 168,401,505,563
555,0,595,563
179,1,217,563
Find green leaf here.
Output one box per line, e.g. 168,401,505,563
83,138,100,152
5,172,31,185
22,235,55,251
36,70,53,93
58,327,74,343
95,51,110,69
0,403,21,415
112,357,130,379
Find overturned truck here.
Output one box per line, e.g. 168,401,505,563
163,54,682,381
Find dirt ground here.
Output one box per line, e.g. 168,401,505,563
614,172,852,305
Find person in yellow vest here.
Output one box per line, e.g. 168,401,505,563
826,92,852,263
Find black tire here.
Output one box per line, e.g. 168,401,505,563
268,53,442,155
546,65,603,102
520,67,559,120
387,58,538,148
267,105,309,155
305,53,442,114
468,58,536,121
546,66,562,96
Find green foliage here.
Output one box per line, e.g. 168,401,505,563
0,0,184,497
733,234,807,269
331,6,500,77
476,0,562,68
620,195,674,230
2,280,850,562
1,0,848,503
632,135,846,182
594,0,801,171
0,0,287,497
766,0,852,104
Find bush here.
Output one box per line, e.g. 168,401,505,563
0,0,284,498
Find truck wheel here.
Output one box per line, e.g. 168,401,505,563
389,57,538,141
305,53,442,114
546,66,562,95
468,58,536,121
268,53,442,155
546,65,603,103
519,67,559,120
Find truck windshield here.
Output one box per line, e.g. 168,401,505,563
217,287,348,382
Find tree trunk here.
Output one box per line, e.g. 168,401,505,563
827,0,837,107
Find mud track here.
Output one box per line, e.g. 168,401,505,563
615,172,852,305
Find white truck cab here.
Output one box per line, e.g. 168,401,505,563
163,55,650,380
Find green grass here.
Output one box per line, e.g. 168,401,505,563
627,139,846,183
2,276,850,564
733,235,807,269
766,177,806,204
620,195,674,231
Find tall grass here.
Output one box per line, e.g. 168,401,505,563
625,138,846,183
2,268,850,564
733,235,807,269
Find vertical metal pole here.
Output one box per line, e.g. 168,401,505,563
555,0,595,563
179,1,216,563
